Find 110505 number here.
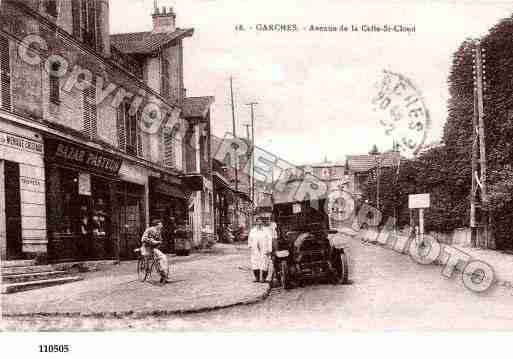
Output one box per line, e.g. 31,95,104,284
39,345,70,353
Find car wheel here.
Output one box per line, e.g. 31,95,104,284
280,260,291,290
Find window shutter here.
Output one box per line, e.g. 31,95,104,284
137,111,143,157
0,35,11,111
117,103,126,151
161,58,170,98
71,0,81,38
163,128,175,167
82,77,97,139
49,75,60,104
81,0,96,48
95,1,103,53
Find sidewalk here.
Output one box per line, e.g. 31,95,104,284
355,228,513,285
1,244,269,318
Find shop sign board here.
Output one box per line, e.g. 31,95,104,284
45,138,122,176
0,130,43,154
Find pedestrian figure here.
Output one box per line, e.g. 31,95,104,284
266,216,279,282
141,219,170,283
248,216,273,282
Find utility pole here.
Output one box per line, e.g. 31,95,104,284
376,159,381,211
470,86,479,247
230,77,238,227
246,102,258,222
473,40,491,248
243,124,251,142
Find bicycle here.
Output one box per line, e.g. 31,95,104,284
135,246,172,282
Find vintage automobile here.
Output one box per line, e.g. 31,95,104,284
271,184,349,289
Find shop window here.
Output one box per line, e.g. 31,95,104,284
49,167,113,260
53,168,79,235
0,35,11,111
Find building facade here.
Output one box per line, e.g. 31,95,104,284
211,134,251,241
0,0,214,261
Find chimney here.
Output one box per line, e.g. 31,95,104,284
152,5,176,33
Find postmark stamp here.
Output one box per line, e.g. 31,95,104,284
372,70,430,156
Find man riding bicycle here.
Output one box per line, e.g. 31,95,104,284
141,219,170,283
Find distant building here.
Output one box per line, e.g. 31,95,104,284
346,151,401,198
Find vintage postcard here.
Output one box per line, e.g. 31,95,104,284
1,0,513,355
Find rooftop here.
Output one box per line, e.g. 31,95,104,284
110,28,194,55
346,152,401,172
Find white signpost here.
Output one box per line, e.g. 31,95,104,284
409,194,430,243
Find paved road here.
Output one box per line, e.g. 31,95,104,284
4,234,513,331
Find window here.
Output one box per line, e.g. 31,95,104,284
164,124,182,170
117,101,141,157
44,0,58,17
49,59,63,104
49,75,60,104
161,58,170,98
71,0,82,38
0,35,11,111
81,0,97,48
83,77,97,139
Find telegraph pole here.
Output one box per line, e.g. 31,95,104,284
230,77,238,227
376,159,381,211
470,86,479,247
246,102,258,221
243,124,251,142
473,40,491,248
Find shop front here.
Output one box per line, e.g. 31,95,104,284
0,122,46,261
149,172,188,253
182,174,215,248
213,172,234,242
44,137,122,262
116,161,151,260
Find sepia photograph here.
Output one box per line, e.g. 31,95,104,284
1,0,513,355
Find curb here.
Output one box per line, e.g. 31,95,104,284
2,285,272,319
356,234,510,283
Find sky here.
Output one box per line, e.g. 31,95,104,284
110,0,513,165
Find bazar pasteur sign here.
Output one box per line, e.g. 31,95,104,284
45,138,122,175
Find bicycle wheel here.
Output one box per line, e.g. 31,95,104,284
145,258,156,281
137,257,147,282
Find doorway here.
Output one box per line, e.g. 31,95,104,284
114,182,145,260
4,160,22,259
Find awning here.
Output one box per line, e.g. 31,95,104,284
181,174,204,191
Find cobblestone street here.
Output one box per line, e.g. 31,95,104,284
5,234,513,331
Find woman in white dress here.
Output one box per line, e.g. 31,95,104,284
248,216,273,282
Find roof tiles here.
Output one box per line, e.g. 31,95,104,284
110,28,194,55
